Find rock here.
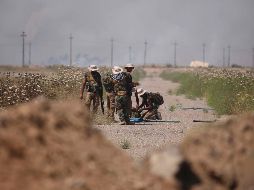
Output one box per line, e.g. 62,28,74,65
149,146,182,180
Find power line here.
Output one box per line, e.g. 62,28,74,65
252,47,254,68
20,31,27,67
174,41,177,67
202,43,206,63
28,42,31,66
228,45,231,67
69,34,73,66
223,47,226,67
144,41,147,66
110,38,114,67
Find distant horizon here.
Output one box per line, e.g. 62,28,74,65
0,0,254,67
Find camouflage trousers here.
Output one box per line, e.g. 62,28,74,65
115,95,129,122
142,109,159,119
127,95,132,117
106,92,115,119
85,92,100,113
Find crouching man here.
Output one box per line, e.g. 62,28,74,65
136,88,163,120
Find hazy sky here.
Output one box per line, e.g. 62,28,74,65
0,0,254,67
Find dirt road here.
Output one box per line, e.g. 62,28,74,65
95,68,217,161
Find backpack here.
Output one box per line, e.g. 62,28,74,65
85,71,102,93
150,92,164,105
102,74,114,92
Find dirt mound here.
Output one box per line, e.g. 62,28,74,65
176,114,254,190
0,98,173,190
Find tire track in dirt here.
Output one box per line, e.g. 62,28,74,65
95,68,217,161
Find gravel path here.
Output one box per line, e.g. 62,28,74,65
94,68,217,161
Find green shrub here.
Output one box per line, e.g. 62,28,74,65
120,139,131,149
132,68,146,82
160,70,254,115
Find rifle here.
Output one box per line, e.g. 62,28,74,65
130,117,180,123
97,86,104,114
182,107,214,111
193,119,216,123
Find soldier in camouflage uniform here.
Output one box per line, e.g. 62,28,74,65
80,65,103,113
124,63,140,117
102,72,115,120
111,66,134,125
124,63,135,117
136,88,163,120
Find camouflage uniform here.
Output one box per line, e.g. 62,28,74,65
102,73,115,119
125,73,134,117
83,71,103,113
112,72,131,124
139,92,161,120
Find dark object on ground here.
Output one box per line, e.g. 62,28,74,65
182,107,214,111
146,113,254,190
192,119,217,123
130,117,180,123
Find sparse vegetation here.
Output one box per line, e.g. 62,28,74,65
120,139,131,149
169,105,176,112
160,69,254,115
132,67,146,82
0,66,83,108
0,65,146,125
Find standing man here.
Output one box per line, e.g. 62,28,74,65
112,66,134,125
124,63,138,117
102,72,115,121
80,65,103,114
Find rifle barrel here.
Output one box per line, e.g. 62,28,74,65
193,120,216,123
144,119,180,123
182,107,214,110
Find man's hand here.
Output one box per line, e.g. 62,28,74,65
80,94,83,100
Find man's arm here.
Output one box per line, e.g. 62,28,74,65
138,98,147,110
139,105,152,112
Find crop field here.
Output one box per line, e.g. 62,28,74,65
160,68,254,115
0,65,145,112
0,66,85,108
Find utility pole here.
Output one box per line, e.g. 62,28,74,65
227,45,231,67
223,47,226,67
129,46,132,63
174,41,177,67
252,48,254,69
69,34,73,66
28,42,31,66
110,38,114,67
20,31,27,67
202,43,206,63
144,41,147,66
